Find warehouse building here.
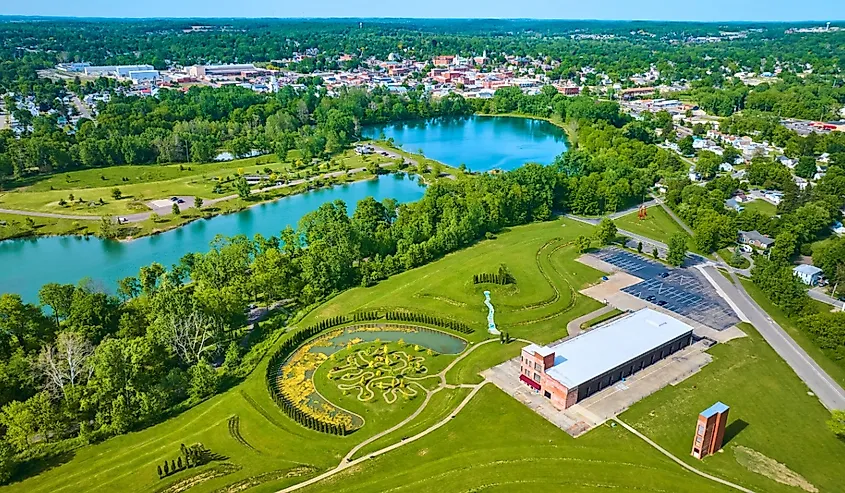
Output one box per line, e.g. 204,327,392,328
519,308,694,409
84,64,155,78
188,64,263,78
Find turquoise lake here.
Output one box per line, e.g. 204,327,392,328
1,116,568,302
0,176,425,302
363,115,568,172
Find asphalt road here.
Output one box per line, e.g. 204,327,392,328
809,288,844,311
569,210,845,410
705,266,845,410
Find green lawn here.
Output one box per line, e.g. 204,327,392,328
741,279,845,388
580,308,624,330
9,218,842,493
351,386,471,459
623,321,845,493
0,213,97,241
742,199,777,216
299,386,734,493
616,205,698,252
717,247,750,269
444,341,523,385
297,218,605,342
5,219,605,493
0,150,395,218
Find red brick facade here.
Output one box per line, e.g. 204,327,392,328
691,402,729,459
519,347,574,409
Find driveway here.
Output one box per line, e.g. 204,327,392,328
704,266,845,410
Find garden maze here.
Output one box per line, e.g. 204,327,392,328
329,343,430,404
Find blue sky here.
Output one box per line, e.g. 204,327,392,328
1,0,844,21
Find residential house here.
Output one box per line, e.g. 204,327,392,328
793,265,823,286
738,230,775,249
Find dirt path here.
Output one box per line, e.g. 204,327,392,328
613,418,755,493
279,381,488,493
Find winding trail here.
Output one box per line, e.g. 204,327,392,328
0,145,410,224
566,305,617,336
613,418,755,493
279,338,499,493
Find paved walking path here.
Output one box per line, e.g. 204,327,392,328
651,193,695,236
278,338,498,492
613,418,755,493
0,208,101,221
566,305,617,336
0,143,442,226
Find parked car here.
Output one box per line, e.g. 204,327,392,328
646,295,656,302
656,300,667,306
659,272,669,278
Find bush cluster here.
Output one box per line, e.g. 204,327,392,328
156,443,212,479
472,264,515,285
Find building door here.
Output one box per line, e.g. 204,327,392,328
544,391,551,399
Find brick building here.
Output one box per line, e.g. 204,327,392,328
691,402,730,459
518,309,694,410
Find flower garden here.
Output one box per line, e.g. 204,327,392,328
268,321,467,434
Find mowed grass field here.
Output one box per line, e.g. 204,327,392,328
299,218,606,343
615,205,699,252
742,199,778,216
0,150,394,217
623,322,845,493
741,279,845,388
6,219,844,493
4,219,606,493
299,386,735,493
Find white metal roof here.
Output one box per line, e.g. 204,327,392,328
541,309,693,389
793,264,822,276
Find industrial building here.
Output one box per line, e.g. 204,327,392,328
188,64,262,78
519,309,694,409
84,64,155,78
692,402,730,459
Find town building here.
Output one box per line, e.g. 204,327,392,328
518,309,694,410
738,230,775,250
692,402,729,459
793,264,823,286
84,64,155,78
188,64,262,78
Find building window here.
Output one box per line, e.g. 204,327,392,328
697,424,705,434
534,362,541,371
533,372,541,382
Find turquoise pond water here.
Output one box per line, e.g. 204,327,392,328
363,115,568,172
0,175,424,302
2,116,567,302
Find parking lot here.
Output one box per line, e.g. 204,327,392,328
591,248,740,331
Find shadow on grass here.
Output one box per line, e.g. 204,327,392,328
10,448,75,485
723,418,748,445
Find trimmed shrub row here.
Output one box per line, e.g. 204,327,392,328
265,321,352,436
265,310,473,435
382,311,474,334
473,272,514,285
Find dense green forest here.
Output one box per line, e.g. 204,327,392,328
0,84,475,182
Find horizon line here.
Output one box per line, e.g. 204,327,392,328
1,15,844,24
